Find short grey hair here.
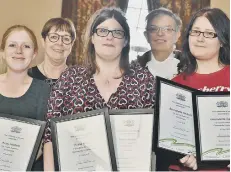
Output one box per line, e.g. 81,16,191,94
145,7,182,32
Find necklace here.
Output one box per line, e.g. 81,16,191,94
93,73,111,86
42,63,67,79
42,63,49,78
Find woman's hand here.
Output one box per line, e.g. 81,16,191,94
44,142,55,171
180,155,197,170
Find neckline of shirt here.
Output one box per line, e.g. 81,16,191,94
148,52,176,65
0,78,36,99
192,65,229,77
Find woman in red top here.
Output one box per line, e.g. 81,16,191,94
171,8,230,171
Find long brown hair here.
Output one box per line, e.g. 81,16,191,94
83,7,131,76
178,8,230,77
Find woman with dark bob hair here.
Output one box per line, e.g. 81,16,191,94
170,8,230,171
43,7,155,171
29,17,76,87
27,17,76,171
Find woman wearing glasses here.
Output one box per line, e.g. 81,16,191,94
170,8,230,171
28,18,76,171
29,17,76,87
138,7,182,80
43,7,155,171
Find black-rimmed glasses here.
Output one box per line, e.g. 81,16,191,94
189,30,217,38
95,28,125,39
47,33,73,45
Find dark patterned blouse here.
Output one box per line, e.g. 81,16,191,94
44,61,155,143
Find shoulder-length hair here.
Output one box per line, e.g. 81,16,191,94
178,8,230,75
83,7,131,76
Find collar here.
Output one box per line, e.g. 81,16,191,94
149,51,175,64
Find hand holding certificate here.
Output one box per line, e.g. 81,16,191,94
0,114,46,171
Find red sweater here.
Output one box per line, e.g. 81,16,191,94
170,65,230,171
172,66,230,92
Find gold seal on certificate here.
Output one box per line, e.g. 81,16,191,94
193,92,230,167
50,108,117,171
109,109,154,171
0,114,46,171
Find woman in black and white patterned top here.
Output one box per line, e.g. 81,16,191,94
43,7,156,171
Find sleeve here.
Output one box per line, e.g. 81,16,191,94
43,66,87,143
131,61,155,108
156,149,181,171
37,82,50,121
142,67,155,108
144,69,155,108
43,68,73,143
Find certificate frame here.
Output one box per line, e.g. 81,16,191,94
109,108,155,171
0,113,46,171
193,91,230,167
50,108,118,171
154,76,198,159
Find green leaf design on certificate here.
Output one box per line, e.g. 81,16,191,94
202,148,230,156
159,138,195,148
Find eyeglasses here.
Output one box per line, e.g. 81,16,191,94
47,33,73,45
146,25,176,34
95,28,125,39
189,30,217,38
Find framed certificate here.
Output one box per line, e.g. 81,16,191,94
109,109,154,171
154,76,198,159
50,108,117,171
0,113,46,171
193,92,230,167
